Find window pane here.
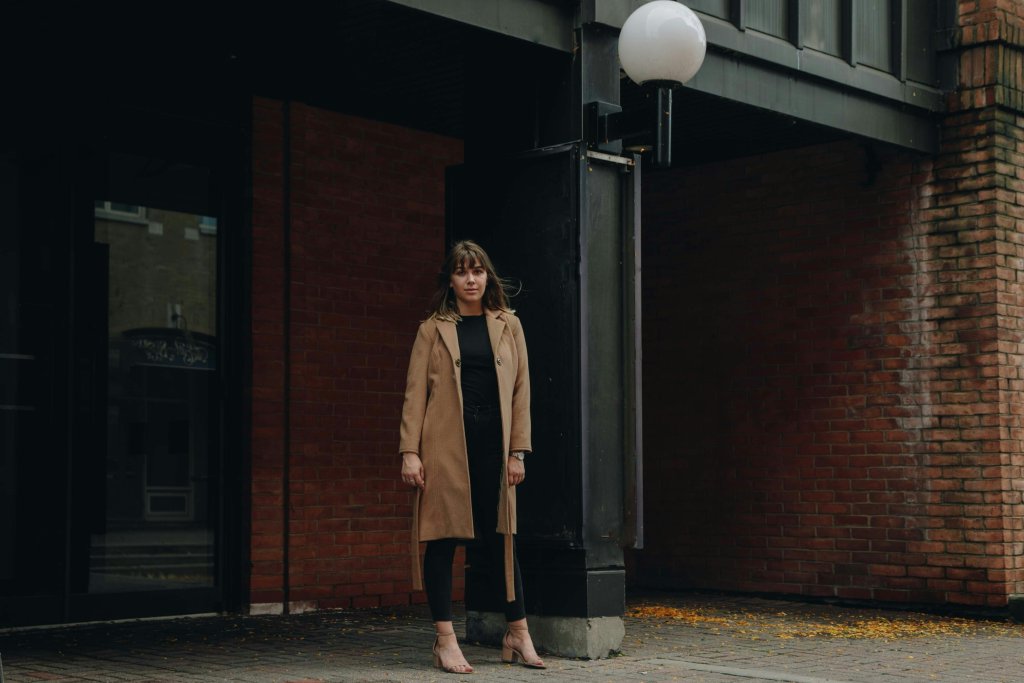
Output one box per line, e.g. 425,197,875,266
108,203,139,214
90,200,217,593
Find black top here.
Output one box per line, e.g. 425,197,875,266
456,314,500,409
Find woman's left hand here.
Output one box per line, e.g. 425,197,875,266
507,457,525,487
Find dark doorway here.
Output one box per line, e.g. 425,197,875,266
0,103,248,626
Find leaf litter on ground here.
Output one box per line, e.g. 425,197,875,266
625,601,1024,640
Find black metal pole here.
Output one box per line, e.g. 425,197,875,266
655,87,672,168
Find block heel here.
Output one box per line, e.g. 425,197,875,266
501,628,548,669
501,641,520,663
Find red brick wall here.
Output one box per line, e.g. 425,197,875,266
636,132,1023,607
249,98,463,611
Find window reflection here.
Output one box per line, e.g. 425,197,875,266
89,203,217,593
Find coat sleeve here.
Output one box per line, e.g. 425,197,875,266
399,321,434,455
510,316,532,454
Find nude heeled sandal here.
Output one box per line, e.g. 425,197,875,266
501,625,548,669
433,630,473,674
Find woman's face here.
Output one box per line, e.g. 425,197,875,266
450,258,487,307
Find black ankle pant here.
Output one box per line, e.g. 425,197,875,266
423,404,526,623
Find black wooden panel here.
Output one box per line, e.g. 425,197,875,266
446,144,581,544
687,0,730,20
747,0,789,39
856,0,893,72
906,0,938,85
802,0,843,57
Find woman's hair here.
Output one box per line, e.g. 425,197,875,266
427,240,517,322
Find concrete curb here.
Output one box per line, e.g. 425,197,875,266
654,658,855,683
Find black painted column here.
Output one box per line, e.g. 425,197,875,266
455,17,641,660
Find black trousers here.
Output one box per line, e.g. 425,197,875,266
423,404,526,622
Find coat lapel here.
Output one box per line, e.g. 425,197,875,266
484,308,506,364
485,309,510,461
435,318,461,378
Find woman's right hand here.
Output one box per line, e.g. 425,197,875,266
401,452,425,490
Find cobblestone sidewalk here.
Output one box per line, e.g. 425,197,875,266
3,593,1023,683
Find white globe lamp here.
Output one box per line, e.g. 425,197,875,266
618,1,707,87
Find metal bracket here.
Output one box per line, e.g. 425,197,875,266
585,86,673,168
584,101,622,154
586,150,635,166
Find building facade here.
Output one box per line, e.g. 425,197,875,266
2,0,1022,654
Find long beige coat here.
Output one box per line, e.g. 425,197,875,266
399,307,531,601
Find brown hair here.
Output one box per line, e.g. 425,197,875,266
427,240,517,322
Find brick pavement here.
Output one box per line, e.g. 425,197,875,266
2,594,1023,683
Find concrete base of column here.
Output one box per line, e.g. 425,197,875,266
465,611,625,659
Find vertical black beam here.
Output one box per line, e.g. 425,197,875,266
891,0,907,80
579,23,622,154
632,153,642,551
788,0,803,49
578,145,591,548
281,100,292,615
61,149,75,624
622,152,642,550
221,91,253,614
66,148,102,606
577,22,622,548
842,0,856,66
730,0,746,31
935,0,959,92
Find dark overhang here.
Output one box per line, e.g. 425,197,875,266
387,0,574,52
388,0,944,155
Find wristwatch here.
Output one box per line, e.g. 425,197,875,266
511,451,525,461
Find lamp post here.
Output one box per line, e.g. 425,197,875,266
586,1,707,167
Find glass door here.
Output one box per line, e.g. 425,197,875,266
1,109,245,628
67,152,224,620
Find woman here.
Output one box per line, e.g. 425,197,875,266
399,240,547,673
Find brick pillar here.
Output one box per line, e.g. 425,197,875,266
909,0,1024,608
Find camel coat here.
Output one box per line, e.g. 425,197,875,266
399,307,531,601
